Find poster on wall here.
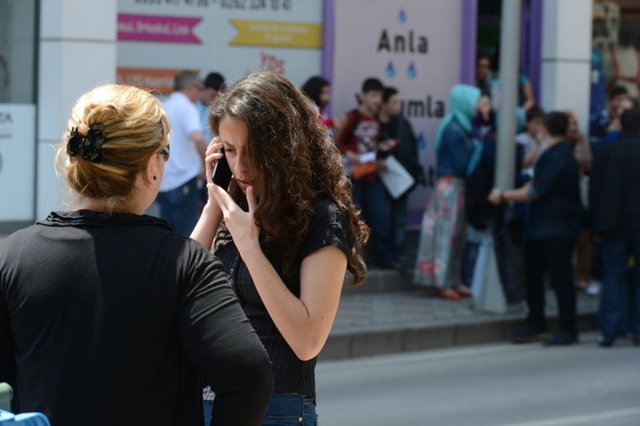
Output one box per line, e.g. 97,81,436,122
117,0,323,92
0,104,35,222
331,0,462,213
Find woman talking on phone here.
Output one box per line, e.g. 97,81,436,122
191,71,369,425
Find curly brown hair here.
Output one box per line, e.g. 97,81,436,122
210,71,369,285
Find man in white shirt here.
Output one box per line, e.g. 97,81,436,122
196,72,226,143
157,71,206,235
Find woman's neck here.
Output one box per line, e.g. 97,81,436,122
77,197,143,215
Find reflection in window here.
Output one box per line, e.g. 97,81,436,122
0,0,37,104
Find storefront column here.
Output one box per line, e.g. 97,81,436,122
460,0,478,85
37,0,117,218
540,0,592,134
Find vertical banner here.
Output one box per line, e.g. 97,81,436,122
117,0,323,89
332,0,463,213
0,104,36,221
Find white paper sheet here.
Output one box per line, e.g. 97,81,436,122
378,155,415,199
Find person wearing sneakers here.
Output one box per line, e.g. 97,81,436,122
489,111,581,345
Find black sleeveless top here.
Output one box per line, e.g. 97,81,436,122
214,198,351,401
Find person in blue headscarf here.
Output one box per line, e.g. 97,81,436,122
414,84,482,300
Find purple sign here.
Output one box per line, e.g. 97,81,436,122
118,14,202,44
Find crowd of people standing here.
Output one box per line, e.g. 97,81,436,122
301,66,638,349
1,60,638,425
297,50,638,351
411,62,639,348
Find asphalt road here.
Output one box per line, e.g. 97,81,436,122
316,333,640,426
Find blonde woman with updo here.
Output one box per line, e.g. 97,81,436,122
0,84,272,425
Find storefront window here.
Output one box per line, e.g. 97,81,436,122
475,0,542,108
0,0,37,103
591,0,640,109
0,0,38,230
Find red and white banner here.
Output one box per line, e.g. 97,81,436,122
118,14,202,44
117,0,322,89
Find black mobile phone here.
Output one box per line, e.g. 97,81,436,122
212,151,232,189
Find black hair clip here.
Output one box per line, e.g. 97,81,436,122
67,127,84,157
83,123,106,162
66,123,107,162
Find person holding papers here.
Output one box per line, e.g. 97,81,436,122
379,86,425,267
336,77,393,268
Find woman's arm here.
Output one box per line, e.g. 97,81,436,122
178,247,273,425
240,243,346,361
190,204,222,250
190,138,224,249
210,185,347,361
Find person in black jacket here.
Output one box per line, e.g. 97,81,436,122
379,86,425,266
489,111,581,346
590,108,640,347
0,84,273,426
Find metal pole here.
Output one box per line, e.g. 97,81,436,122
495,0,522,190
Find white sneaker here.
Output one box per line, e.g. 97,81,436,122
586,280,601,296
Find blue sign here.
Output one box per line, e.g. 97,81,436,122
386,61,395,79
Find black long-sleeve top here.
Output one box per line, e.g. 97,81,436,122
590,132,640,235
0,210,273,426
214,199,351,402
526,142,581,241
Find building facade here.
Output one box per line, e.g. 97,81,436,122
2,0,637,233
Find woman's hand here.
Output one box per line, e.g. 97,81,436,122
209,184,260,256
202,137,227,214
190,138,226,248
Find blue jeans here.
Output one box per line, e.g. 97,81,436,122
204,394,317,426
352,178,391,266
155,177,200,236
599,232,640,341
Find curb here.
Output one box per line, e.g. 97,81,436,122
320,312,598,360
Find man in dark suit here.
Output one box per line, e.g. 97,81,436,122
590,108,640,347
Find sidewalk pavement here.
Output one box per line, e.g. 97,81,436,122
322,269,599,360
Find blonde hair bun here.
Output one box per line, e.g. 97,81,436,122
56,84,170,210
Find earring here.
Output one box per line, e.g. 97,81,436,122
152,176,157,181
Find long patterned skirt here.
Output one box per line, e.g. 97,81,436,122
414,176,467,288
